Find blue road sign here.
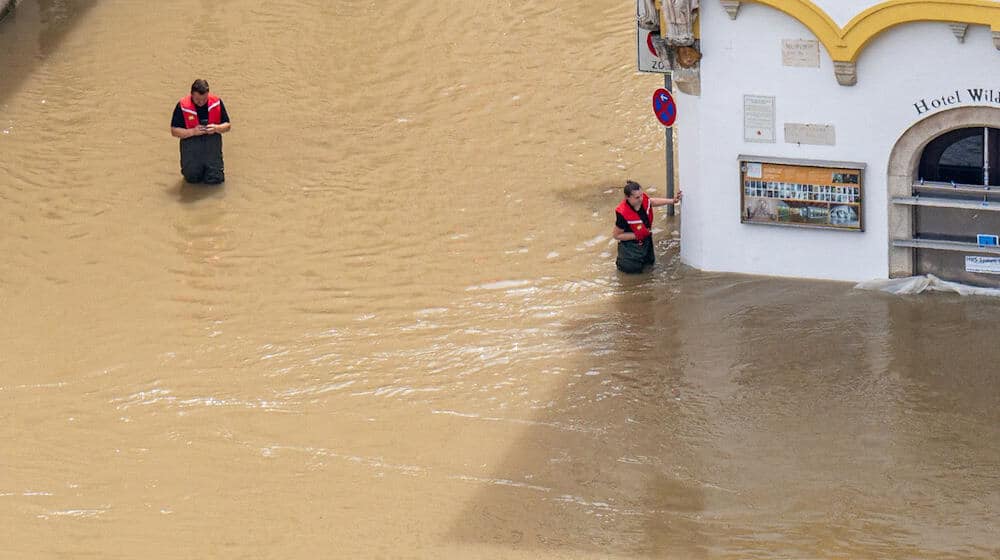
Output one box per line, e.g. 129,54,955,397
653,88,677,127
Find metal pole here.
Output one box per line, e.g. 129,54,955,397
664,72,676,216
984,126,990,187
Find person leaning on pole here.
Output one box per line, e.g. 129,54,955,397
611,180,682,273
170,79,231,184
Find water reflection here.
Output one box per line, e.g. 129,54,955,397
175,180,225,204
0,0,98,102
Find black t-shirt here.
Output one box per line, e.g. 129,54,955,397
615,203,651,233
171,98,230,128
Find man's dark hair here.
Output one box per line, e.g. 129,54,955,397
190,79,210,94
623,180,642,197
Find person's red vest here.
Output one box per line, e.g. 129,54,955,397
616,193,653,242
178,94,222,129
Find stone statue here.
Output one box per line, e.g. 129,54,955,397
648,0,704,96
637,0,659,31
662,0,698,47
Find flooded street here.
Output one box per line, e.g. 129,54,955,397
2,1,999,557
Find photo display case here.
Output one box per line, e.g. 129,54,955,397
739,156,866,231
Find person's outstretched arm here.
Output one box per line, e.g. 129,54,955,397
649,189,683,207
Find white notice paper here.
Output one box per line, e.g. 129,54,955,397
966,256,1000,274
744,95,775,143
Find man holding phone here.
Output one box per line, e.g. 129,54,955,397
170,79,231,184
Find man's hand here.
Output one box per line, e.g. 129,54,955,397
171,126,205,139
204,123,231,135
204,124,217,134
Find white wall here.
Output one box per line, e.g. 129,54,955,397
675,68,703,268
678,0,1000,282
810,0,883,27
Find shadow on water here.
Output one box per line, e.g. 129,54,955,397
448,219,1000,556
0,0,99,105
172,179,225,204
447,232,714,557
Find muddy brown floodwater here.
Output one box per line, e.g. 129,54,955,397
2,1,998,558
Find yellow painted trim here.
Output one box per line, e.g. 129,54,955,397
657,0,666,38
742,0,1000,62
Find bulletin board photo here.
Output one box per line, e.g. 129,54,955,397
739,156,865,232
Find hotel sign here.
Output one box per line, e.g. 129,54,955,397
913,89,1000,115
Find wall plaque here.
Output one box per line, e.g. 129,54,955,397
784,123,836,146
782,39,820,68
744,95,775,143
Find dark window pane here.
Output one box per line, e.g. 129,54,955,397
919,127,984,185
940,135,982,167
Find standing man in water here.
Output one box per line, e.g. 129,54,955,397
170,79,231,184
612,180,682,273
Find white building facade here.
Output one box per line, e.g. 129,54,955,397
667,0,1000,284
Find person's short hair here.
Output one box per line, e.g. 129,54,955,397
623,180,642,197
190,79,210,95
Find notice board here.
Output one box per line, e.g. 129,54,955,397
739,156,865,231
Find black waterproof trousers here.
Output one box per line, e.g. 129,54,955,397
616,239,655,273
180,134,225,184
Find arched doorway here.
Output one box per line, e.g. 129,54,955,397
888,107,1000,286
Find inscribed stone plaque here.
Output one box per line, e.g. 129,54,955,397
744,95,775,143
782,39,820,68
784,123,836,146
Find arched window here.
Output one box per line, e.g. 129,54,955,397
919,127,1000,186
